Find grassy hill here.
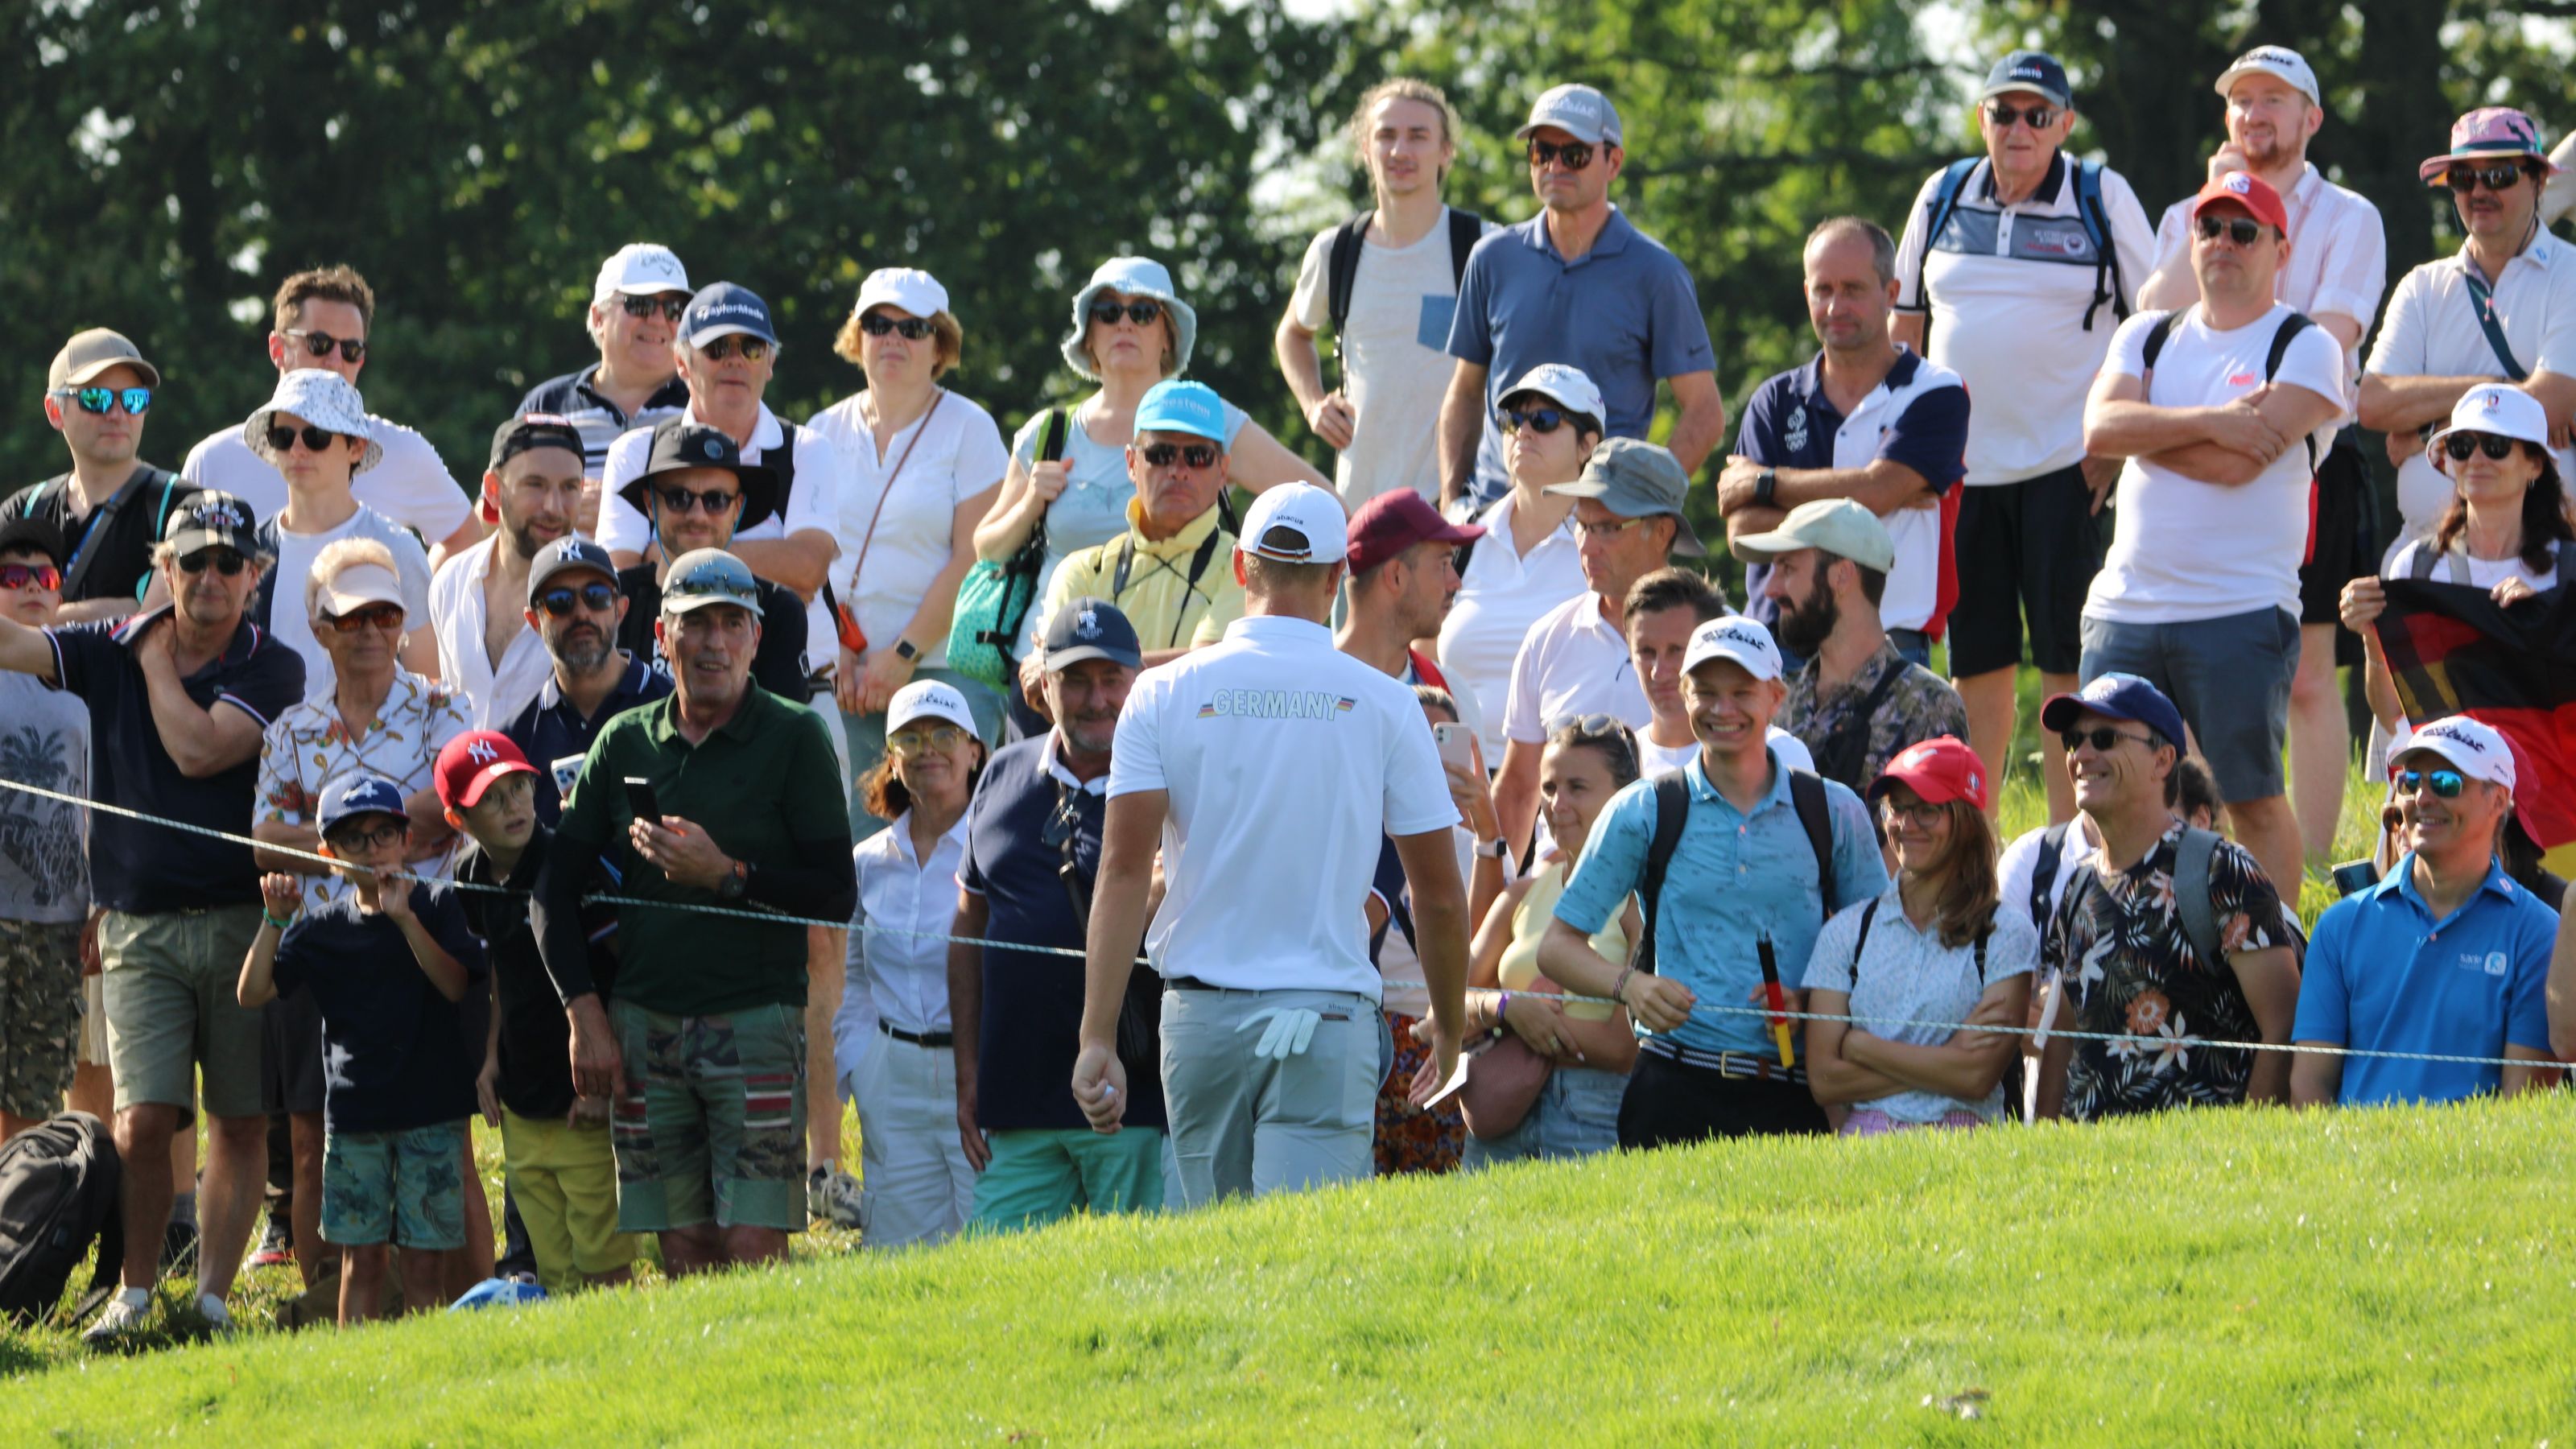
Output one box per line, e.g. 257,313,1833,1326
9,1094,2574,1445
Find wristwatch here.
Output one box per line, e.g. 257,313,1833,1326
893,638,920,663
1753,468,1779,510
1476,837,1511,861
717,858,750,901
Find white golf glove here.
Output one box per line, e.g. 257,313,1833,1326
1238,1006,1322,1061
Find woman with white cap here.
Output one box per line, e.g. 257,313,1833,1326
2341,383,2576,733
970,257,1323,734
838,678,988,1247
807,268,1010,840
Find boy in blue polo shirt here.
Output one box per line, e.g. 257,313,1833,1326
2292,716,2558,1106
237,774,485,1326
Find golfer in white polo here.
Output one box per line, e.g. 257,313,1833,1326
1071,482,1470,1204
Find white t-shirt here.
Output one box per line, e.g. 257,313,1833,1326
804,389,1009,671
264,505,437,703
427,535,556,729
184,420,469,547
1434,490,1586,759
0,672,92,923
1289,208,1492,508
1110,615,1458,997
1501,591,1649,748
2385,536,2562,592
2146,163,2387,410
598,403,844,672
1638,729,1814,779
2085,303,2347,625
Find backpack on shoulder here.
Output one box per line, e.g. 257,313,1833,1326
1633,769,1838,976
1915,156,2128,332
1323,207,1484,387
2138,306,2322,474
0,1111,124,1327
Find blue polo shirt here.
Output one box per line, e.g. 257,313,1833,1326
46,610,305,913
1554,749,1887,1055
2293,857,2556,1105
1446,208,1715,507
501,653,673,827
957,736,1166,1133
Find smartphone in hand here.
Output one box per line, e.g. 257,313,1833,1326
622,777,661,824
1432,721,1476,774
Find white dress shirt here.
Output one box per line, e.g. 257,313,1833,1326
843,808,972,1058
427,535,555,729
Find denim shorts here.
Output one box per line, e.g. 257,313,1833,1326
2079,605,2299,803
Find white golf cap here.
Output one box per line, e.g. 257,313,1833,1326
1238,482,1350,564
2213,45,2320,106
2396,715,2516,794
1680,616,1784,683
313,561,407,624
592,243,691,304
1499,363,1605,420
851,267,950,321
887,679,980,738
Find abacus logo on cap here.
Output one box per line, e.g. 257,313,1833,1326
2223,172,2252,195
1075,605,1101,638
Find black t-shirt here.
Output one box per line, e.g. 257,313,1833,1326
47,611,305,912
614,563,811,700
270,884,487,1134
456,825,621,1121
0,469,195,605
957,737,1166,1131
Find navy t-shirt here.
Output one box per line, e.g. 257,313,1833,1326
270,883,486,1134
457,824,621,1121
501,653,673,827
957,737,1166,1132
47,610,306,913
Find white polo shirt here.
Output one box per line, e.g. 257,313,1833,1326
1434,489,1587,758
1501,590,1649,748
1109,614,1457,997
2086,302,2347,625
803,387,1009,671
184,418,471,547
1893,153,2157,483
2147,162,2387,401
2366,231,2576,539
427,535,555,729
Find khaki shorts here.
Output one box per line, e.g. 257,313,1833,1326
98,905,266,1121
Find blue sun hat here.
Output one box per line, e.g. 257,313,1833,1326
1060,256,1198,382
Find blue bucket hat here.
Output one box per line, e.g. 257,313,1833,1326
1061,257,1198,382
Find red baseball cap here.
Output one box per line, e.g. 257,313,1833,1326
435,730,539,811
1867,735,1990,812
2190,170,2289,233
1346,490,1484,574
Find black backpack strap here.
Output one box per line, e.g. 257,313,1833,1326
2174,826,2225,968
1789,768,1839,919
2073,158,2128,331
1633,773,1693,976
1445,208,1483,286
1973,923,1991,986
1325,209,1373,341
2029,822,2069,931
2260,312,2321,472
245,516,283,632
2139,308,2183,374
1847,896,1881,993
1037,407,1071,464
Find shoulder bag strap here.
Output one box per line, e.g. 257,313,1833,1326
837,392,947,647
2029,822,2068,931
1847,896,1881,993
1447,208,1483,284
58,468,157,600
2174,827,2223,968
2462,270,2531,382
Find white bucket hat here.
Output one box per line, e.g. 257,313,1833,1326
1060,256,1197,382
2426,384,2551,475
244,369,382,475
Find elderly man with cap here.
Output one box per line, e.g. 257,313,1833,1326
0,516,93,1141
1723,217,1972,678
1741,498,1967,799
1071,483,1470,1205
505,536,671,828
535,547,855,1272
1491,436,1695,861
1437,82,1723,515
2079,169,2345,898
0,491,304,1340
613,419,811,701
2293,715,2555,1108
1539,615,1887,1146
2032,673,2299,1122
180,266,479,568
4,328,197,625
518,243,696,489
430,414,588,729
951,599,1170,1230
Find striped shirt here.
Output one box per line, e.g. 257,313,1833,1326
515,364,691,477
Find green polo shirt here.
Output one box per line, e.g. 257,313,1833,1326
558,685,846,1017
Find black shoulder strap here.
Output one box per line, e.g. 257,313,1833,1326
1445,208,1483,285
2261,311,2321,470
246,516,283,632
1973,923,1991,985
1847,896,1882,992
2140,308,2184,374
1325,209,1373,339
768,425,798,505
1037,407,1071,464
2029,822,2070,932
2174,826,2224,968
1790,769,1838,920
2462,270,2531,381
1633,774,1693,976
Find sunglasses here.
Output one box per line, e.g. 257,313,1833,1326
1546,712,1624,737
1984,101,2058,131
537,581,621,616
2444,431,2522,462
266,424,346,454
2194,216,2266,246
698,336,770,362
326,821,409,854
654,485,740,514
1088,299,1164,328
64,386,152,417
1526,138,1595,170
0,564,61,591
175,548,247,576
2060,725,2154,754
2395,767,2467,799
860,313,936,340
1140,442,1218,470
888,723,969,757
325,602,405,634
1041,790,1086,849
2446,162,2531,193
283,328,366,364
619,295,688,321
1503,407,1572,435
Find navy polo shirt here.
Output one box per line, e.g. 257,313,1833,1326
956,736,1166,1133
518,365,691,477
46,610,305,913
1446,208,1715,507
502,653,674,827
2293,857,2557,1105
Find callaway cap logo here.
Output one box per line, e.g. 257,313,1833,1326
2247,47,2297,64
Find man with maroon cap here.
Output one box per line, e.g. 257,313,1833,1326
2078,169,2344,898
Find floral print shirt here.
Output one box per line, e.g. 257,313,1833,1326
2045,822,2288,1120
1777,637,1969,796
256,670,470,915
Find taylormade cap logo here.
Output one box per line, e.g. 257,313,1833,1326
693,301,765,322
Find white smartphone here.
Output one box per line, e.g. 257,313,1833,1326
1432,721,1476,772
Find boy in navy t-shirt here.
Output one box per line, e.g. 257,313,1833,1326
237,773,484,1327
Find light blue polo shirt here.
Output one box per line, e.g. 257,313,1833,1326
1446,208,1715,508
1554,750,1888,1056
2292,857,2557,1105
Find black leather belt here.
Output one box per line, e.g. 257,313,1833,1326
878,1021,954,1048
1165,976,1219,991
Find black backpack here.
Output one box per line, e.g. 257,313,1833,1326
2138,306,2322,473
1323,207,1484,386
0,1111,124,1326
1633,768,1838,976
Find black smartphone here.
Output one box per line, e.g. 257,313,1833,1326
2330,858,2379,898
622,776,661,824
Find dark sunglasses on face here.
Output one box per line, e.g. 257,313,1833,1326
266,424,345,454
283,328,366,364
1504,407,1571,435
2444,431,2521,462
655,485,740,515
1088,299,1164,328
175,548,247,576
1526,138,1595,170
1984,101,2058,130
66,386,152,416
2446,162,2530,193
2396,767,2467,799
1140,442,1217,470
2195,216,2265,246
2061,725,2153,754
0,564,62,591
860,313,936,340
698,336,770,362
537,582,620,617
620,295,688,321
325,602,405,634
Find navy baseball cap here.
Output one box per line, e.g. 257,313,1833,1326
1044,596,1141,671
526,537,619,606
1980,50,2072,109
2040,672,2185,747
682,282,778,349
163,491,262,559
318,774,410,835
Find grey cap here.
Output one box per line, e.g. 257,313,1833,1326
1544,437,1701,556
659,548,763,619
1515,83,1623,147
1730,497,1895,572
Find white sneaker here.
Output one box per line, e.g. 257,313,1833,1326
807,1164,864,1229
194,1291,235,1337
82,1288,152,1345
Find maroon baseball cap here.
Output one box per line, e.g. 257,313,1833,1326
1346,490,1483,573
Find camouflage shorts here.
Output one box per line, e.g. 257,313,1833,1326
609,1000,807,1234
0,918,85,1120
321,1120,470,1251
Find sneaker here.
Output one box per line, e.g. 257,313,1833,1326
193,1292,236,1339
248,1216,293,1269
807,1164,864,1229
159,1218,198,1277
82,1288,152,1346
